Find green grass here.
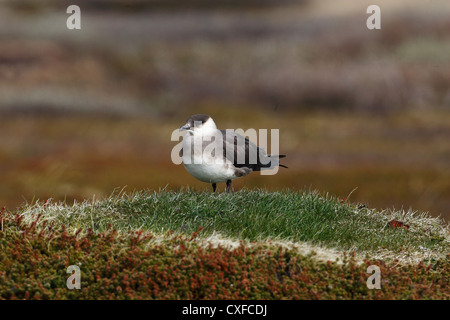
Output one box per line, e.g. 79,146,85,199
2,189,449,300
18,189,449,263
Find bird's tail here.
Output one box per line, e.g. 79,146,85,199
266,154,288,169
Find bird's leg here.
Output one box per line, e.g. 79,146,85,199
226,180,232,193
212,183,217,193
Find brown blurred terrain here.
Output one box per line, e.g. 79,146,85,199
0,0,449,219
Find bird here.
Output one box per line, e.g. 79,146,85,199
179,114,287,193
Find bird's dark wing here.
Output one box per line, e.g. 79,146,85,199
220,130,272,171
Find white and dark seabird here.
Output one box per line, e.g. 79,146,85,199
179,114,287,193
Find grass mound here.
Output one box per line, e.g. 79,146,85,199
17,189,449,262
1,189,449,299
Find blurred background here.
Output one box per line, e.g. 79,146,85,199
0,0,449,220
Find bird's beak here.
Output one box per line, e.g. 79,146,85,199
179,123,191,132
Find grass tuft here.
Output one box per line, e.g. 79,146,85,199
1,194,449,299
17,189,449,264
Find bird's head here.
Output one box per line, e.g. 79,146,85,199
179,114,217,134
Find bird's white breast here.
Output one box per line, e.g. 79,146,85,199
182,131,237,183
